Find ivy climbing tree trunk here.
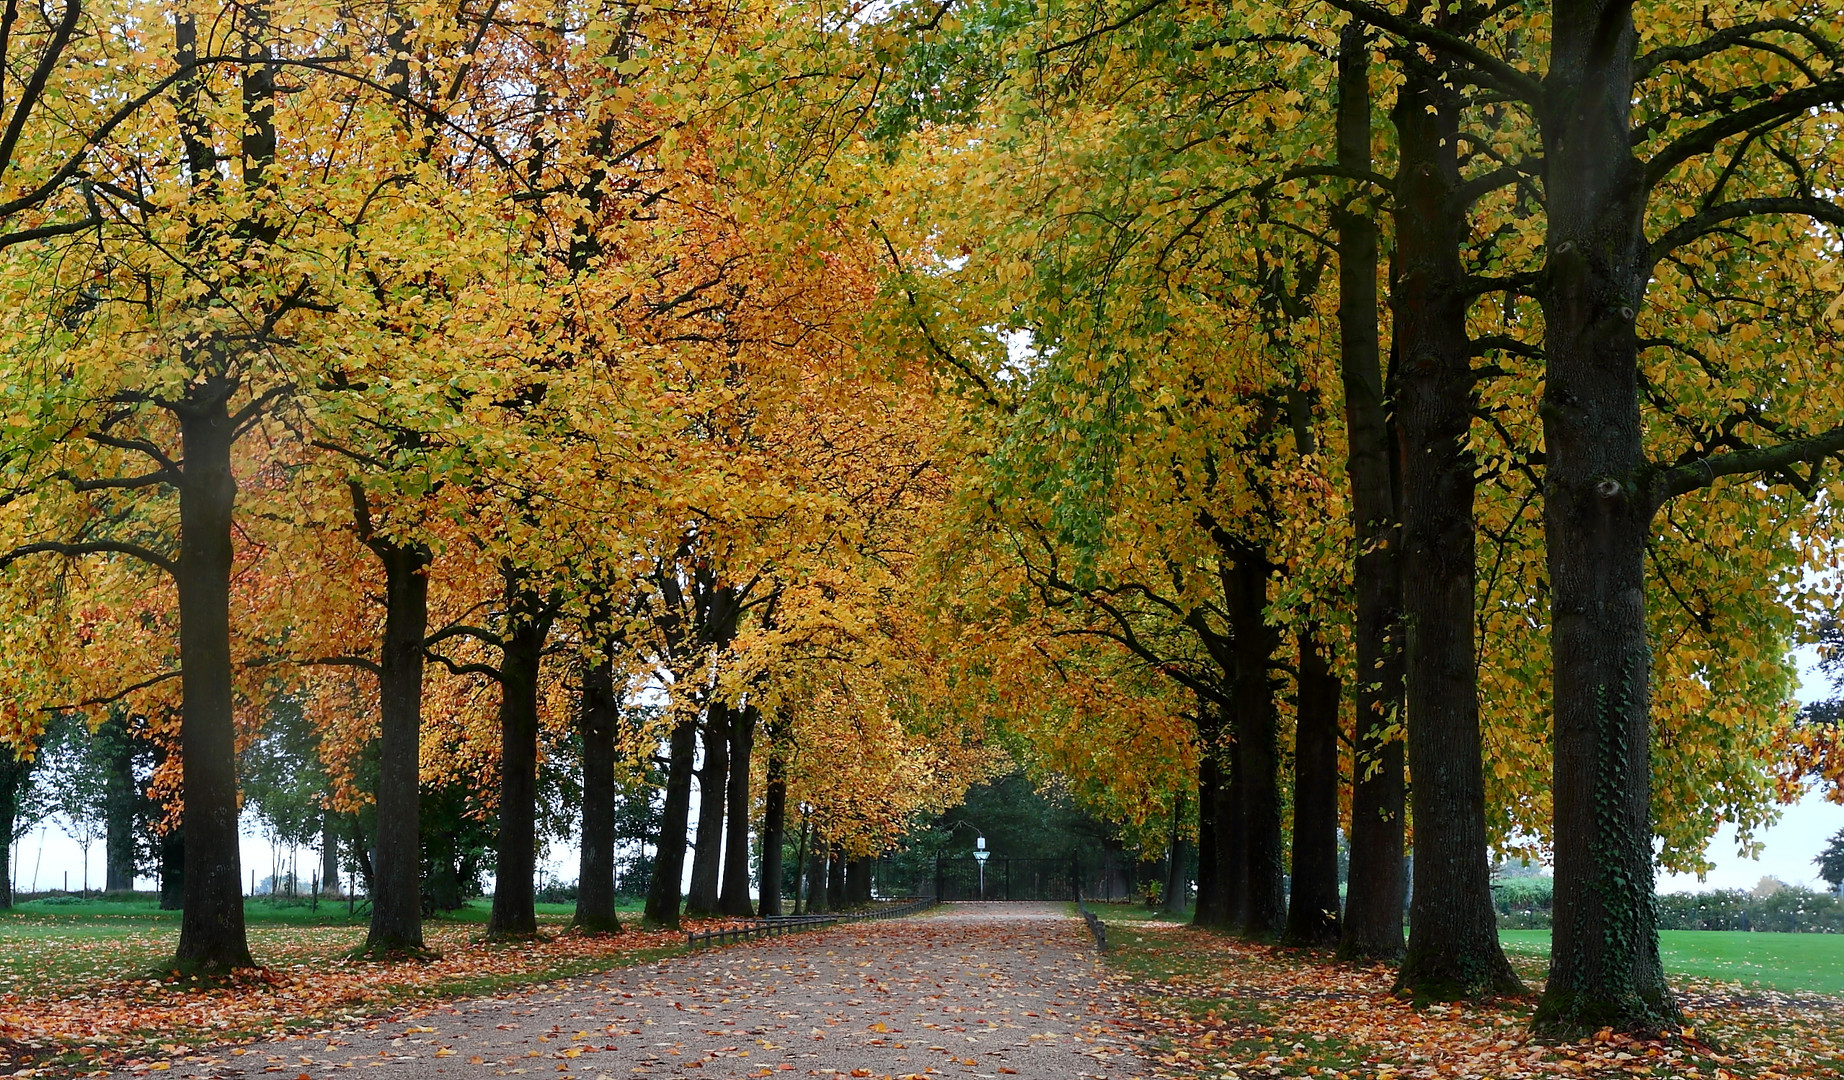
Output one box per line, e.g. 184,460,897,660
1335,23,1407,965
1391,58,1520,999
1531,0,1671,1034
719,703,757,916
1286,627,1343,947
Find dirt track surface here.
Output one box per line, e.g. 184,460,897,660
157,903,1146,1080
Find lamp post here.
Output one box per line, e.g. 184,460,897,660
973,836,989,900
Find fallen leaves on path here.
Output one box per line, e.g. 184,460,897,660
1105,921,1844,1080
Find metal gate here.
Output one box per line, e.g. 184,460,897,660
933,856,1078,901
873,853,1138,902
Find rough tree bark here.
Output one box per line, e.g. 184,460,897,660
0,746,27,908
1227,552,1284,939
643,717,698,929
1391,57,1520,999
757,722,787,916
1285,628,1343,947
1335,23,1407,965
826,850,844,911
1161,787,1188,917
1191,722,1224,926
101,712,138,892
845,858,872,907
719,703,757,916
362,531,431,956
159,823,184,910
684,700,730,917
573,657,621,934
1530,0,1670,1033
320,821,338,896
805,838,828,914
172,383,254,975
485,580,555,940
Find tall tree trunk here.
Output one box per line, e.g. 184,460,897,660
1336,23,1407,965
172,384,254,975
160,824,184,910
0,746,26,908
101,712,137,893
573,658,621,934
805,837,828,914
1220,724,1248,928
758,725,787,916
1286,627,1343,946
1227,553,1285,938
1531,1,1675,1034
486,582,553,940
320,819,338,896
826,850,844,911
643,717,698,928
719,704,757,916
1192,710,1224,926
1391,64,1520,999
846,858,872,907
792,818,811,914
1162,787,1188,917
364,537,431,955
349,816,374,896
684,701,730,917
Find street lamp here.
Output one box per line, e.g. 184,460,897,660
973,835,989,899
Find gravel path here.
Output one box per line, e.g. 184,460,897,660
163,903,1146,1080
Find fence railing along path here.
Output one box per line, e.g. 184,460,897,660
1073,887,1108,952
686,896,938,948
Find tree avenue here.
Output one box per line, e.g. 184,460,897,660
0,0,1837,1050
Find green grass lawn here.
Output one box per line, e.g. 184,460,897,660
1089,905,1844,996
0,893,649,990
1501,928,1844,995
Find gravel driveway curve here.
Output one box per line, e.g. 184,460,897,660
161,902,1146,1080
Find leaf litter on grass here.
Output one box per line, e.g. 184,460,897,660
0,918,764,1077
1101,920,1844,1080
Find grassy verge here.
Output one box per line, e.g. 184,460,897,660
0,896,683,1078
1095,917,1841,1079
0,896,647,991
1500,928,1844,996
